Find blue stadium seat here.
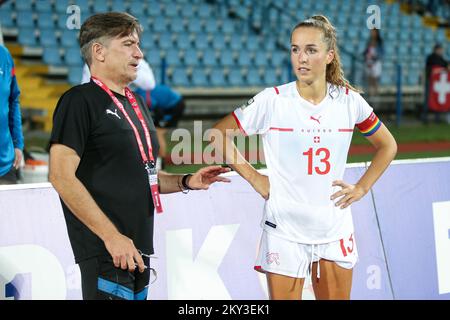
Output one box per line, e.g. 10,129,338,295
171,19,185,33
68,66,83,85
263,71,278,86
37,12,55,29
180,3,195,17
43,47,63,66
140,32,157,50
175,34,192,50
164,5,178,17
194,33,209,50
220,49,235,67
237,51,252,67
205,19,219,33
228,69,245,86
191,68,209,86
229,34,243,50
129,1,146,16
247,68,262,86
16,11,34,28
159,32,173,50
171,68,190,87
0,10,15,28
165,50,181,67
221,20,234,34
254,51,268,67
92,0,110,13
146,49,162,67
65,48,83,67
111,0,127,12
152,16,167,33
210,68,226,87
183,49,200,66
15,0,30,11
212,34,226,50
270,51,286,67
39,29,58,47
147,3,162,16
202,49,217,67
17,28,38,47
60,29,79,48
197,4,211,18
187,19,203,33
35,0,53,13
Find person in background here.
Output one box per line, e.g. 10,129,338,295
422,43,449,124
363,28,384,98
81,58,156,92
212,15,397,300
135,84,186,170
0,44,24,184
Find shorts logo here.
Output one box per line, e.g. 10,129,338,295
265,221,277,229
240,98,254,111
266,253,280,265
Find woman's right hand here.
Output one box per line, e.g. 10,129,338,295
250,172,270,200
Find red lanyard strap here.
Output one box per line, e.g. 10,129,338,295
91,77,154,165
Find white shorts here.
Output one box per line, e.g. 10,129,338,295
254,231,358,279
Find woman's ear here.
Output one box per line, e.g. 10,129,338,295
326,49,335,65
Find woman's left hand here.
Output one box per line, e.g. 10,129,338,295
330,180,367,209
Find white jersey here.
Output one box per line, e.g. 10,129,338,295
232,81,381,244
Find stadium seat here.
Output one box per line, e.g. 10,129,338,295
165,50,181,67
17,28,38,47
111,0,127,12
147,3,162,16
146,49,162,67
171,68,190,87
210,68,227,87
92,0,110,13
39,29,58,47
191,68,209,86
202,49,217,67
237,50,252,67
183,48,200,66
35,0,53,13
68,66,83,85
254,51,268,67
65,48,84,67
188,19,203,33
37,12,55,29
43,47,63,66
194,33,209,50
247,68,262,86
159,32,173,50
176,33,192,50
16,11,34,28
15,0,30,11
205,19,219,33
60,29,79,48
164,5,178,17
180,3,195,18
0,10,15,28
220,49,235,67
228,69,245,86
212,34,226,50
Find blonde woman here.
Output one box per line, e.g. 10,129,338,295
212,15,397,300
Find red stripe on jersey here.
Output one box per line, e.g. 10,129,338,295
232,111,248,136
11,67,15,77
273,86,279,95
340,239,348,257
345,86,349,95
338,128,353,132
356,112,378,132
269,127,294,132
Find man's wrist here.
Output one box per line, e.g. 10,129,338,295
181,174,193,190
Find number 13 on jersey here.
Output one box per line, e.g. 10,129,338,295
302,147,331,175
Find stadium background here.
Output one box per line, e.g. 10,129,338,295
0,0,449,174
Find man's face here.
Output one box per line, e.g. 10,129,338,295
103,31,143,85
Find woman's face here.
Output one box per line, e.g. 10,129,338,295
290,27,334,85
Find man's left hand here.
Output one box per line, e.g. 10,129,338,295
188,165,231,190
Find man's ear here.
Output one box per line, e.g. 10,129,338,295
92,42,106,63
326,49,335,64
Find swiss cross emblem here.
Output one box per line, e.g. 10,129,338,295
314,136,320,143
429,67,450,112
